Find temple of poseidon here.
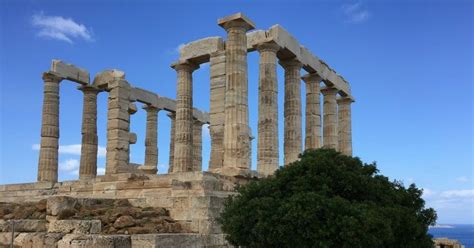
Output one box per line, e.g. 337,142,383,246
0,13,357,247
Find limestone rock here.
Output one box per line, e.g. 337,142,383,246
114,215,135,229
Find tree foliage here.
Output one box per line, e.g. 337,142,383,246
218,149,437,248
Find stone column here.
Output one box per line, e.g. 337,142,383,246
256,41,280,176
167,112,176,173
302,73,322,150
321,87,339,150
142,105,160,174
280,59,303,166
337,97,353,156
193,119,204,171
171,61,199,172
209,50,226,171
78,85,100,179
219,13,255,173
37,72,62,182
105,78,134,174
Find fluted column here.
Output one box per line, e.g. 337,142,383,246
219,14,255,173
337,97,353,156
302,73,322,150
171,61,199,172
209,50,226,171
38,72,62,182
167,112,176,173
280,59,303,166
143,105,160,174
256,42,280,176
321,87,339,150
79,85,100,179
193,119,204,171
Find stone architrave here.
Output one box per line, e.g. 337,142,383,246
337,97,353,156
208,50,226,171
219,13,255,174
78,85,100,179
37,72,62,182
105,78,133,174
280,58,303,166
193,119,204,172
171,61,199,172
167,112,176,173
321,87,339,150
142,105,160,174
302,73,322,150
256,41,280,176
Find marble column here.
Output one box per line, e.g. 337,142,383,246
256,41,280,176
321,87,339,150
167,112,176,173
171,61,199,172
38,72,62,182
209,50,226,171
337,97,353,156
302,73,322,150
143,105,160,174
280,58,303,166
219,14,255,173
78,85,100,179
193,119,204,171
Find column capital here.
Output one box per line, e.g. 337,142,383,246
337,96,355,104
42,72,62,82
301,73,322,83
78,85,100,94
279,58,303,70
320,86,339,96
218,12,256,32
255,41,280,53
171,60,199,73
142,104,161,112
167,112,176,118
193,118,205,126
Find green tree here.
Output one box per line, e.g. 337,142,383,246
218,149,436,248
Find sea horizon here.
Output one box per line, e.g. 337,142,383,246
429,224,474,248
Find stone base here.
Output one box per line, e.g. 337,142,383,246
0,171,250,247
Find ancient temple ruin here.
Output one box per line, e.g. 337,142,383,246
0,13,354,247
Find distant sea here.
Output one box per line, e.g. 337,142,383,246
429,224,474,248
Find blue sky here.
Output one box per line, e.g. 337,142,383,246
0,0,472,224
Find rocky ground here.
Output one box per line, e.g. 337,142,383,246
0,197,184,235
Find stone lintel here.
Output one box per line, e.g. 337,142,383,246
179,37,224,64
50,60,90,85
301,73,322,83
218,12,256,31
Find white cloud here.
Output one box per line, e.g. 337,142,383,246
32,144,106,157
202,124,210,138
32,12,93,44
59,159,79,172
158,164,168,174
176,43,185,54
456,176,469,183
342,2,370,24
97,167,105,175
423,188,474,210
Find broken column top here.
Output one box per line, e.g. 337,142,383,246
218,12,256,31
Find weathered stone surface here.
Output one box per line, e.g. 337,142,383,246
48,220,101,234
303,73,322,150
79,85,100,180
113,215,135,228
179,37,224,64
50,60,90,85
321,87,339,150
92,69,125,89
57,234,131,248
131,233,203,248
0,219,47,232
47,196,78,217
256,42,280,176
337,97,353,156
221,12,254,174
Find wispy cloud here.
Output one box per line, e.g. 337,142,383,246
31,12,93,44
423,188,474,210
32,144,106,157
456,176,469,183
341,2,370,24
